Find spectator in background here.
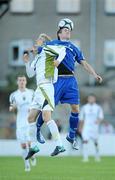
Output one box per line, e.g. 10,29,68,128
9,75,36,172
79,94,104,162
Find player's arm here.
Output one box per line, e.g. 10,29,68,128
95,106,104,124
9,104,17,112
23,53,36,78
78,120,84,133
9,93,17,112
80,60,103,83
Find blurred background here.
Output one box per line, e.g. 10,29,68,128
0,0,115,156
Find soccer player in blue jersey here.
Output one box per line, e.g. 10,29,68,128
36,18,103,151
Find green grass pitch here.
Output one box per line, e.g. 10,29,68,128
0,156,114,180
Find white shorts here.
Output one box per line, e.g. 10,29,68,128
82,128,98,142
16,127,30,144
30,83,54,111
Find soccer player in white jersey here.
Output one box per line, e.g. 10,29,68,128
23,34,66,159
9,75,36,171
79,94,104,162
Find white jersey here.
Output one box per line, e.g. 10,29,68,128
79,103,104,132
25,45,66,85
9,88,34,129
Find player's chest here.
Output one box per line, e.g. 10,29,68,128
85,107,98,116
15,93,31,106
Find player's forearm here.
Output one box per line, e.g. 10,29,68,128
25,62,35,78
81,61,97,78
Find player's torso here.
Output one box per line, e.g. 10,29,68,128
83,104,100,128
34,49,56,84
51,40,76,71
13,89,33,128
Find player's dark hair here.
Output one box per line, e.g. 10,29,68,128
17,75,26,79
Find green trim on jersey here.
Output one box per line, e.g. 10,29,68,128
44,46,58,56
39,86,54,110
45,52,55,78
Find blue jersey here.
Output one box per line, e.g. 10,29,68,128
45,39,85,105
46,39,85,72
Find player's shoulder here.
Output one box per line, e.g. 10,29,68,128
10,90,18,97
69,41,81,51
83,103,89,107
81,104,91,111
81,104,87,110
95,103,102,109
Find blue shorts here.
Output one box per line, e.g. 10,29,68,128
54,76,80,105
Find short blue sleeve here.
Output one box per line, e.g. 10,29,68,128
74,45,85,64
37,46,43,54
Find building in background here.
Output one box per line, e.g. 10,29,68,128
0,0,115,138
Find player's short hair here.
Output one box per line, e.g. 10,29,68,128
88,93,96,98
38,33,51,43
17,75,26,79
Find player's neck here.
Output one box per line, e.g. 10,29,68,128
89,102,95,105
60,38,69,41
18,87,26,92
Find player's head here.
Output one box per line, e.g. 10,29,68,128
87,94,96,104
57,18,74,40
17,75,27,89
35,33,51,46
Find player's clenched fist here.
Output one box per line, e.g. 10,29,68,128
23,53,29,63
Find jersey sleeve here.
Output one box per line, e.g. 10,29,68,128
25,55,40,78
37,46,43,54
45,45,66,63
9,92,16,105
74,45,85,64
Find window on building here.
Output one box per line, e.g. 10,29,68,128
104,40,115,67
10,0,34,14
13,46,19,61
9,39,33,66
105,0,115,14
56,0,81,14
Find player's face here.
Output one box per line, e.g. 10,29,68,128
17,77,27,89
59,28,71,40
88,96,96,104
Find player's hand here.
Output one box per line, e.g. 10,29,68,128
54,60,60,67
23,53,29,63
9,105,16,112
94,74,103,83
